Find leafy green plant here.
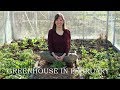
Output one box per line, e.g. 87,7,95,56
9,42,19,51
90,48,98,55
50,61,66,69
0,46,35,79
38,37,48,51
4,74,28,79
0,51,4,60
18,37,29,50
94,52,107,60
75,46,120,79
71,42,77,52
81,46,89,58
19,49,33,61
76,58,108,79
90,40,96,45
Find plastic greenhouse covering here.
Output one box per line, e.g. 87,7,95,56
0,11,120,51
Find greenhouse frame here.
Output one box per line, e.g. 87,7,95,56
0,11,120,79
0,11,120,51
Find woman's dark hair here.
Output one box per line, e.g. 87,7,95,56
52,13,65,31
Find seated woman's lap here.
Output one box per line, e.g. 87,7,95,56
39,51,78,63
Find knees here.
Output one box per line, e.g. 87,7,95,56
63,53,78,68
39,51,78,67
69,53,78,59
39,51,56,63
64,53,78,63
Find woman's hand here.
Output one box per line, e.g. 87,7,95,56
54,55,60,60
58,56,64,61
53,54,65,61
52,52,66,61
52,52,60,60
57,53,66,61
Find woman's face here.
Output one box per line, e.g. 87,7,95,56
55,16,64,28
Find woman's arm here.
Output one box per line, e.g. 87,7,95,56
52,52,61,60
58,30,71,61
57,53,66,61
65,30,71,55
62,53,66,57
48,30,53,53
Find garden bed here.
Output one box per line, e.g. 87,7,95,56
0,37,120,79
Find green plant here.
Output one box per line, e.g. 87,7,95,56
19,49,33,61
81,46,89,58
94,52,107,60
4,74,28,79
0,47,35,79
38,37,48,51
9,42,19,51
90,40,96,45
18,37,29,50
71,42,77,52
50,61,66,69
0,51,4,60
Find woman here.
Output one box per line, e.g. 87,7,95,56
40,13,78,67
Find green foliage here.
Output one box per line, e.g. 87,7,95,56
50,61,66,69
38,37,48,51
19,49,33,61
0,51,4,60
0,40,37,79
0,36,48,79
76,58,109,79
0,56,35,78
75,47,120,79
71,42,77,51
90,48,98,55
4,74,28,79
94,52,107,60
18,37,48,51
90,40,96,45
1,37,120,79
81,46,89,58
9,42,19,51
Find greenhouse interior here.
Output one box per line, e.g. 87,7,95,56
0,11,120,79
